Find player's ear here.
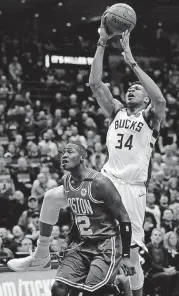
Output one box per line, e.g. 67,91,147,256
80,156,85,163
144,96,150,105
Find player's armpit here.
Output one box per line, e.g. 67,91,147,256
143,104,161,132
145,100,166,122
90,81,119,118
91,174,130,223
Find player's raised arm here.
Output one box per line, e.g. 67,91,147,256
89,17,121,118
92,174,131,258
120,30,166,120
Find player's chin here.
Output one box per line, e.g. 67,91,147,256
62,163,74,170
126,99,136,106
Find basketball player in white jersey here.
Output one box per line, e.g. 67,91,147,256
89,16,166,296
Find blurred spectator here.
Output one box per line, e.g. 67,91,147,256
163,231,179,296
51,225,60,240
159,195,169,216
169,193,179,223
46,70,58,87
8,56,22,84
50,239,59,253
164,231,179,269
18,196,39,233
90,142,106,171
146,192,161,228
18,237,33,253
146,228,175,296
0,236,14,264
25,211,40,246
10,156,35,196
31,172,56,202
8,190,26,229
8,225,24,254
38,132,58,158
144,212,157,244
35,111,48,134
0,227,13,249
50,93,63,115
161,209,176,233
40,166,58,187
69,125,87,148
60,225,70,239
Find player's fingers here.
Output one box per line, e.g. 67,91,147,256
122,265,129,276
101,16,105,25
101,11,107,24
128,267,136,276
120,39,124,48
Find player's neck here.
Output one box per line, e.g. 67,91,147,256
70,165,89,185
127,105,144,116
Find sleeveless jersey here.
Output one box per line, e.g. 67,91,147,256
103,109,158,184
63,169,118,239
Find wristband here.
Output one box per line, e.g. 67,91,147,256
130,62,137,69
120,222,132,258
97,40,107,48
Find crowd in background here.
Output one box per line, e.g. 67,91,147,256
0,31,179,295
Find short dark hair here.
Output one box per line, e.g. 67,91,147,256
128,81,151,107
130,81,142,87
67,142,87,159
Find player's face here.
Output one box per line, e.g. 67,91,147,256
125,84,148,108
61,144,81,170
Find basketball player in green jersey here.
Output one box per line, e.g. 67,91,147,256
89,15,166,296
8,142,135,296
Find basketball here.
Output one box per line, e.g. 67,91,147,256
104,3,136,35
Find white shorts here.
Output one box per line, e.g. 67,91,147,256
101,169,146,249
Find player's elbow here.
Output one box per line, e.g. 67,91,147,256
119,211,131,224
157,95,166,106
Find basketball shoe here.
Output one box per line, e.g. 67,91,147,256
7,250,51,272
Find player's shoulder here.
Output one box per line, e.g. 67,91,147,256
92,172,111,191
113,99,123,112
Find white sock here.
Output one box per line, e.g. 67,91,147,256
33,235,51,258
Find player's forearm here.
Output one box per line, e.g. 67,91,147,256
89,44,106,86
109,204,132,258
132,64,165,105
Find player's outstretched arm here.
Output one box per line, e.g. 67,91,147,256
120,30,166,120
91,175,131,258
89,17,121,118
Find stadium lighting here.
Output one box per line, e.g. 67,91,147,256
66,22,71,27
58,2,63,6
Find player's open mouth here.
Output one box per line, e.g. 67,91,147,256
128,94,135,99
61,159,68,166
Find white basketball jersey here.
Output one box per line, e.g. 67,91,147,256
103,109,158,184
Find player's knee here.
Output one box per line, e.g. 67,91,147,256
129,247,144,290
51,281,70,296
